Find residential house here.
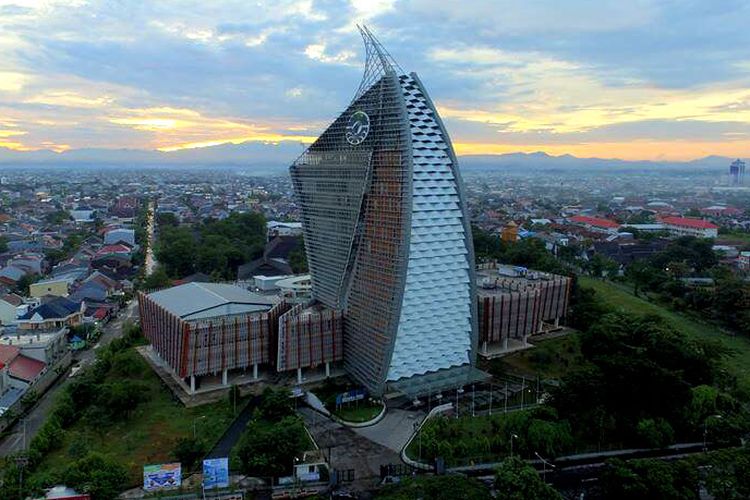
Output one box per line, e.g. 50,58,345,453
0,294,23,326
16,297,84,331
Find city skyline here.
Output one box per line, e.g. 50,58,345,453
1,1,749,161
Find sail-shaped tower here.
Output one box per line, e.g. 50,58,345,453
291,27,480,396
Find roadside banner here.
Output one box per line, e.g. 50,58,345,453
143,462,181,491
203,457,230,489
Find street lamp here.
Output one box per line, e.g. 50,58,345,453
193,415,207,439
456,387,464,418
703,414,723,452
534,451,556,482
510,433,519,459
413,421,422,461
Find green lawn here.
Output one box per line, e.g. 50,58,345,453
32,349,238,487
580,277,750,395
483,332,586,381
334,401,383,423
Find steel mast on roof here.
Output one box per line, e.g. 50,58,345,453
352,24,405,101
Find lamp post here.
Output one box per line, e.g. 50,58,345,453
510,433,518,459
703,414,723,452
472,384,476,417
413,421,422,461
193,415,206,439
534,451,556,482
456,387,464,418
489,383,493,416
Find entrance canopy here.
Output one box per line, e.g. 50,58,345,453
387,364,490,400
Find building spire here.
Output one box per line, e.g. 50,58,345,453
352,25,404,101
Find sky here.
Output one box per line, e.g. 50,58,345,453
0,0,749,161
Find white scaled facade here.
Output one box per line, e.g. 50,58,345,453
386,75,473,381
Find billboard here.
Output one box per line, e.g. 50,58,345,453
143,462,181,491
203,457,230,489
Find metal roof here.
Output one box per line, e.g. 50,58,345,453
148,282,278,321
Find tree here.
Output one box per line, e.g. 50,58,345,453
598,459,699,500
636,418,675,448
142,266,171,290
704,447,750,499
62,452,129,500
376,475,491,500
625,261,651,297
494,456,562,500
0,235,7,253
288,237,308,273
235,416,309,477
173,436,206,471
258,387,294,421
155,226,196,278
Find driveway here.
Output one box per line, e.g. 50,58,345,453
352,408,425,453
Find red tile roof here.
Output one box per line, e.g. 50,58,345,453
569,215,620,229
661,216,718,230
9,354,45,382
0,345,20,365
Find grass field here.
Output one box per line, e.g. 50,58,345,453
484,332,585,381
580,276,750,396
33,349,238,486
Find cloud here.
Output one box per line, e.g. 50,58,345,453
0,0,748,161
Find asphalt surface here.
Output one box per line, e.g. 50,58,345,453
205,395,261,459
0,300,139,457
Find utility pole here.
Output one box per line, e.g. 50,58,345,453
510,433,518,459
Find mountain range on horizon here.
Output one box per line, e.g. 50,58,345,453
0,141,744,172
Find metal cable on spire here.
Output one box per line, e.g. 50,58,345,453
352,25,405,101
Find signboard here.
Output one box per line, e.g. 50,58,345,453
336,389,367,406
203,457,230,489
143,462,181,491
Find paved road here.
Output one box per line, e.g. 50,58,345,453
353,408,424,453
0,300,138,457
299,407,400,490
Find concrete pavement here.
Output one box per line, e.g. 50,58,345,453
352,408,424,453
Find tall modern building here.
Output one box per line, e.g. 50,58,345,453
729,159,746,186
291,27,480,396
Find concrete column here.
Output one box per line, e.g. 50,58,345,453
190,375,195,394
325,362,330,378
253,363,258,379
222,369,228,386
297,368,303,384
538,320,544,333
502,337,508,351
554,317,560,328
483,341,488,354
523,334,528,346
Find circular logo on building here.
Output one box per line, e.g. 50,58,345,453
345,110,370,145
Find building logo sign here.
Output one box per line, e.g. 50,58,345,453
345,110,370,145
336,388,367,406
